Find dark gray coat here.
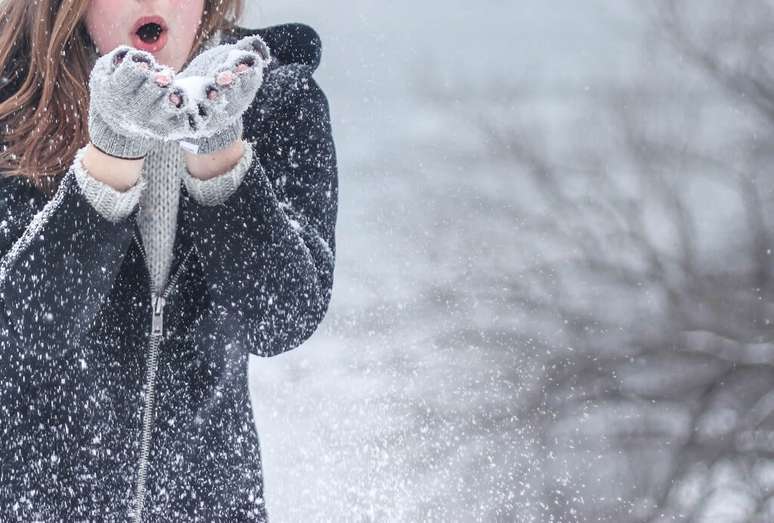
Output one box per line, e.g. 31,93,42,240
0,23,337,521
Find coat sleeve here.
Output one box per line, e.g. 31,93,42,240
0,164,137,350
179,70,339,358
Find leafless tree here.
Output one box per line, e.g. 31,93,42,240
414,0,774,521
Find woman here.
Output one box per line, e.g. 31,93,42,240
0,0,338,520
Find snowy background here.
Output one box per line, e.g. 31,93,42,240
243,1,774,521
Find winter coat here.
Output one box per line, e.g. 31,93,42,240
0,22,338,522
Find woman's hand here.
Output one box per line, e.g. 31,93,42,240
87,46,186,159
170,34,271,155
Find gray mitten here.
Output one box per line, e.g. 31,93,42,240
88,46,187,159
171,34,271,155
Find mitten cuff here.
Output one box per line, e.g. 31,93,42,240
190,118,244,156
180,139,254,206
88,111,153,160
72,145,146,222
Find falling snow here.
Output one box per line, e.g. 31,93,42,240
0,19,334,522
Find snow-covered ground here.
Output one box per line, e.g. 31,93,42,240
241,1,647,521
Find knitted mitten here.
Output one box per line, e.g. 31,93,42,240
88,46,185,159
172,34,271,155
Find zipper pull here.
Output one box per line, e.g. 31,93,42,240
151,294,166,337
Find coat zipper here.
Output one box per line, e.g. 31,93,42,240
130,226,194,522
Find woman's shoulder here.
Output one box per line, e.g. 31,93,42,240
229,22,331,130
0,173,52,223
222,22,322,74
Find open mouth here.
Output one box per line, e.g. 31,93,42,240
131,16,168,53
137,23,164,43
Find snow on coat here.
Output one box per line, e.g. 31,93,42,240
0,22,338,521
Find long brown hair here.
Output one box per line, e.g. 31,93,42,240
0,0,245,198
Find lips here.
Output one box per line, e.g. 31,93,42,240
130,16,169,53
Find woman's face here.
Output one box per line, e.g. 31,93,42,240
84,0,206,71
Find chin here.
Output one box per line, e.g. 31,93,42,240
153,52,180,71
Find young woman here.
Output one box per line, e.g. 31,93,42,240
0,0,338,520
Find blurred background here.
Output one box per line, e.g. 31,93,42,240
244,1,774,521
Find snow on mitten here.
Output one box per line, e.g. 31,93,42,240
88,46,186,159
172,34,271,155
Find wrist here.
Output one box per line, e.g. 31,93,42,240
183,139,245,180
82,143,144,192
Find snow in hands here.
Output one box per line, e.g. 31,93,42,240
92,35,270,143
